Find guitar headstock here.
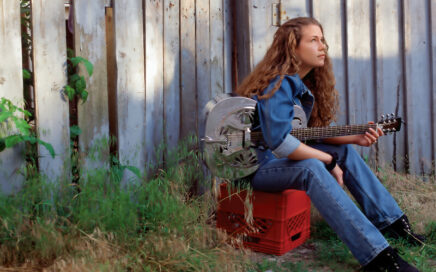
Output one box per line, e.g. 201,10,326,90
377,113,402,134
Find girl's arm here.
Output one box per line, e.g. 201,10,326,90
287,142,344,186
287,142,333,163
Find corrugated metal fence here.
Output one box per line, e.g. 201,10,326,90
1,0,435,193
235,0,436,175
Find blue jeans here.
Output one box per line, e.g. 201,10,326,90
251,144,403,265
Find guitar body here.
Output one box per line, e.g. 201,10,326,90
203,94,258,179
202,95,401,179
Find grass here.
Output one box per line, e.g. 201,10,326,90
0,138,250,271
1,142,436,271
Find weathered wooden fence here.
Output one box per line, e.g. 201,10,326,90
0,0,233,192
235,0,436,175
1,0,436,193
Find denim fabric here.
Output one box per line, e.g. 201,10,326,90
251,143,404,265
253,74,314,160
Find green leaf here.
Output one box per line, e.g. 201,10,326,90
13,118,31,135
69,74,80,85
21,135,37,144
75,76,86,92
70,57,94,76
80,90,88,103
0,111,13,123
65,85,75,101
125,166,141,178
36,138,55,158
81,58,93,76
4,134,24,148
22,69,31,80
70,125,82,137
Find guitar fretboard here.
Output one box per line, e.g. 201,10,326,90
250,124,378,142
290,124,378,141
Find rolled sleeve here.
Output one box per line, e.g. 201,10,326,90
272,134,301,158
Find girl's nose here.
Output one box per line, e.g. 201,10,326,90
319,41,326,51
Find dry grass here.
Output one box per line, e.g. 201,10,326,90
375,167,436,233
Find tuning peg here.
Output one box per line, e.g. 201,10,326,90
381,114,385,119
392,128,396,131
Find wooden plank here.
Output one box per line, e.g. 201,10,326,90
145,0,164,165
113,0,146,179
280,0,310,23
196,0,210,138
180,0,196,139
312,0,347,125
234,0,252,84
346,0,375,159
403,0,432,174
251,0,277,68
375,0,406,170
0,0,25,193
163,0,179,152
32,0,70,182
106,8,118,155
73,0,110,171
210,0,224,97
223,0,233,93
431,0,436,174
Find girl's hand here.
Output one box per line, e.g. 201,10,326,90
330,164,344,187
353,122,384,147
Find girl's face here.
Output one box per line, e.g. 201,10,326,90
294,24,326,69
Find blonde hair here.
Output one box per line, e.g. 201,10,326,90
236,17,339,127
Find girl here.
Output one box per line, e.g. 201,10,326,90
236,17,424,271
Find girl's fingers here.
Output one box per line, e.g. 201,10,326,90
365,132,377,142
377,127,384,136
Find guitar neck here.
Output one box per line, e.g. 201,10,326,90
251,123,378,143
291,124,377,141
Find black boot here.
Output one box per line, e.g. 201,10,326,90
382,215,426,246
363,246,419,272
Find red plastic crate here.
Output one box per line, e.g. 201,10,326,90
216,182,311,255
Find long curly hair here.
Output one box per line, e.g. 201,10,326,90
236,17,339,127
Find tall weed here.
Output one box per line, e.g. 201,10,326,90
0,137,249,270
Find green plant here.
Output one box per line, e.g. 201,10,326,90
65,49,94,102
0,97,54,157
0,138,251,271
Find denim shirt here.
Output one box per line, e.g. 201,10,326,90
253,74,314,165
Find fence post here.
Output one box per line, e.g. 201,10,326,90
73,0,110,172
32,0,70,182
0,1,25,193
